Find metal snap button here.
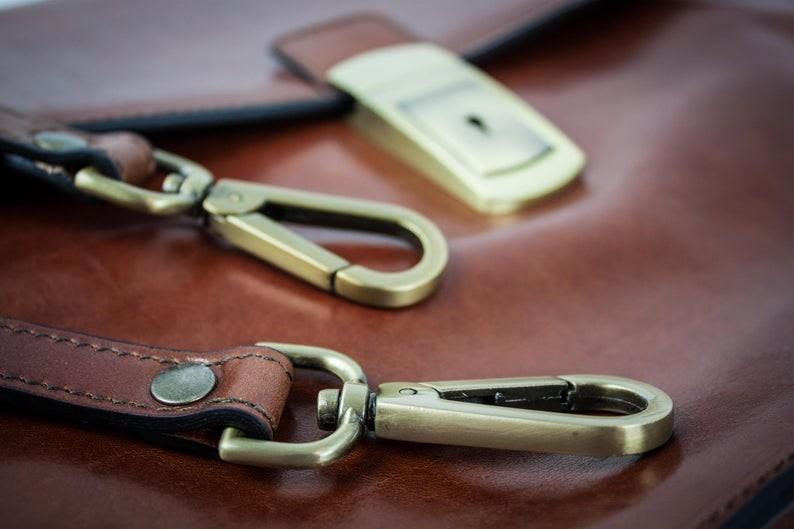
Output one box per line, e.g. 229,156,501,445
33,130,88,152
150,363,216,405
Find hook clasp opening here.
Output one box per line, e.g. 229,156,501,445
74,149,448,308
203,179,448,308
371,375,673,457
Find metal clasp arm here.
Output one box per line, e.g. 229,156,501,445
203,179,448,308
372,375,674,456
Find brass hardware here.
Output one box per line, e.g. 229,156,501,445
372,376,674,456
328,43,586,214
218,343,367,468
75,149,214,216
218,344,674,468
150,363,217,405
202,179,447,308
73,151,448,308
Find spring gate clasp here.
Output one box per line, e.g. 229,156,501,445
218,344,674,468
75,149,448,308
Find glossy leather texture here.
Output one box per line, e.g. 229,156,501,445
273,14,418,82
0,1,793,529
0,317,293,440
0,0,590,130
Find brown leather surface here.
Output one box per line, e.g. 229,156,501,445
0,317,293,440
274,15,417,84
0,106,155,185
0,1,793,529
0,0,587,128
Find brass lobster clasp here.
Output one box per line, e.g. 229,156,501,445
202,179,447,308
218,344,675,469
369,376,674,456
74,149,448,308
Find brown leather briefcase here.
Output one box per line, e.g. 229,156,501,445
0,1,792,528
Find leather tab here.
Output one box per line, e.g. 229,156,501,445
0,317,293,442
0,106,155,190
273,14,417,85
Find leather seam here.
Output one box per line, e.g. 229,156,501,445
0,371,276,430
696,451,794,529
0,322,293,380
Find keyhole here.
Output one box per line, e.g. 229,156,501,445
465,114,490,135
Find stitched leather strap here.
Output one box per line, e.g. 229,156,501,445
273,14,417,85
0,106,155,192
272,2,588,84
0,317,293,442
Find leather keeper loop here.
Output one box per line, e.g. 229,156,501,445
0,106,156,190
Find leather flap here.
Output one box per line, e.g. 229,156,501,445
0,0,590,131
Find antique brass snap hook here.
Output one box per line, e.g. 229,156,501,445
218,344,674,468
202,179,447,308
74,149,447,308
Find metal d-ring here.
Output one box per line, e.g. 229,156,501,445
217,343,369,468
74,149,214,216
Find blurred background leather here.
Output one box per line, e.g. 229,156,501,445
0,0,589,129
0,1,793,528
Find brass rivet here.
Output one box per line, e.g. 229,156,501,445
33,130,89,152
150,363,216,405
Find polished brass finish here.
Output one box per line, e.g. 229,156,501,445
150,363,217,405
75,149,214,216
218,343,367,468
218,344,674,468
220,409,363,468
328,43,586,214
73,150,448,307
262,342,366,384
372,375,674,456
203,179,448,308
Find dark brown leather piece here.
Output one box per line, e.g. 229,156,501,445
0,106,155,187
0,0,589,130
273,15,417,84
0,2,793,529
0,317,293,440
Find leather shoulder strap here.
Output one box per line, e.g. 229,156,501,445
271,5,591,85
0,106,155,192
0,317,293,441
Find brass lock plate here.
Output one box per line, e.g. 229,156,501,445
328,43,586,214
